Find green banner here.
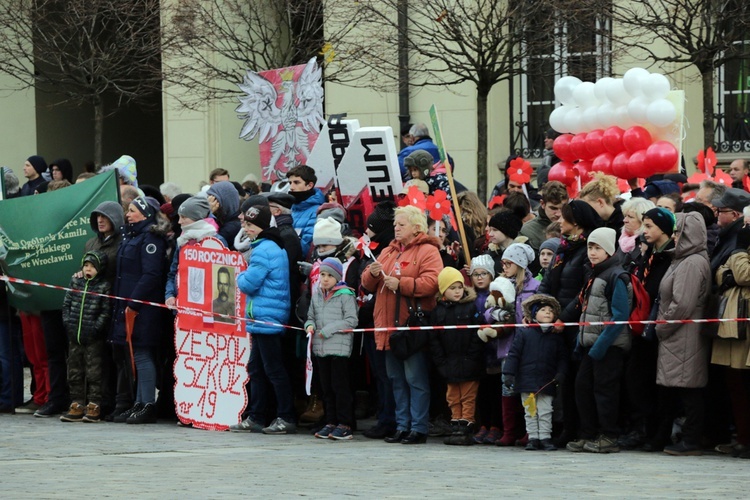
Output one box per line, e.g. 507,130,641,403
0,171,119,311
429,104,446,162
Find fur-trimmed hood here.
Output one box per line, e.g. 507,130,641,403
521,294,561,322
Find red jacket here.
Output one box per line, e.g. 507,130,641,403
362,233,443,350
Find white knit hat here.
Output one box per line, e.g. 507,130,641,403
313,217,343,246
489,276,516,304
588,227,617,256
469,254,496,278
502,243,535,270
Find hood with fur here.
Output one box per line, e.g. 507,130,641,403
521,294,561,322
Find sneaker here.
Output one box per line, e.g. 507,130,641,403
664,440,702,456
60,402,85,422
330,424,354,440
540,438,558,451
113,403,142,423
34,401,66,418
315,424,337,439
229,417,264,433
82,403,101,423
15,400,40,414
566,439,589,452
584,435,620,454
473,426,488,444
525,439,541,450
126,403,157,424
262,417,297,435
484,426,502,445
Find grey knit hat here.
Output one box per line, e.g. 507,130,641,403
539,237,560,255
469,254,496,278
178,196,211,221
502,243,535,270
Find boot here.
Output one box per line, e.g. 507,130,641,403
82,403,101,423
457,420,475,446
497,396,522,446
444,419,461,445
126,402,157,424
299,395,324,423
60,402,85,422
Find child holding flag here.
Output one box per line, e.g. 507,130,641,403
502,294,567,451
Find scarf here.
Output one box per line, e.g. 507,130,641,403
176,219,216,247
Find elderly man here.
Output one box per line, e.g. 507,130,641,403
397,123,440,181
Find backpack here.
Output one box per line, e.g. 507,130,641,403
624,273,651,336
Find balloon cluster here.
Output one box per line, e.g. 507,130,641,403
547,68,680,183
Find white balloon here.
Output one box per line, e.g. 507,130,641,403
605,78,632,106
623,68,649,98
594,77,614,103
646,99,676,127
642,73,671,101
555,76,582,105
564,107,585,134
549,106,570,133
573,81,599,108
597,102,616,128
583,106,601,131
627,96,650,124
615,105,635,129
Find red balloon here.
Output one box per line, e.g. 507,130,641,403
570,133,590,161
549,161,577,184
622,126,653,153
592,152,614,175
575,161,594,184
627,149,650,178
584,130,605,158
553,134,577,162
612,151,631,179
602,126,626,155
646,141,679,173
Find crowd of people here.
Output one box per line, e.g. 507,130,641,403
2,134,750,458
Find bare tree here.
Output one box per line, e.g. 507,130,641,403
164,0,365,108
586,0,750,149
0,0,163,166
331,0,551,201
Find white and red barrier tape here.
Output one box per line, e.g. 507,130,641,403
2,274,747,334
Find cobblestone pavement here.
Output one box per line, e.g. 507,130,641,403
0,413,746,499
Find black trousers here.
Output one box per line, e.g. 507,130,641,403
316,355,353,426
624,336,658,433
576,346,625,439
655,386,705,446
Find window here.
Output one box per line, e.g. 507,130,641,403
513,11,611,158
715,41,750,153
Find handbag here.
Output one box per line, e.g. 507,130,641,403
389,293,429,360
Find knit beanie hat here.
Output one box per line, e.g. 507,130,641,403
207,181,241,218
438,267,465,296
469,254,495,278
313,217,343,246
539,237,560,255
643,207,676,238
317,202,347,224
132,196,155,219
502,243,535,270
244,205,272,231
27,155,48,175
319,257,344,282
178,196,211,222
367,200,396,234
488,210,523,239
240,194,269,214
81,250,107,275
567,199,601,232
587,227,617,256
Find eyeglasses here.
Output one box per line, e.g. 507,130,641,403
501,261,515,268
470,272,491,278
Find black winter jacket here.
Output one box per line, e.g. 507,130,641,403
503,325,568,396
538,237,589,322
62,276,111,345
429,289,485,382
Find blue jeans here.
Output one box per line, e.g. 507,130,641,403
385,350,430,434
364,334,395,426
133,347,156,404
0,316,24,408
248,334,295,424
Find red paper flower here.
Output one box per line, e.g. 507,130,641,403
697,148,717,177
398,185,427,210
426,190,451,221
714,168,732,185
487,195,506,209
508,157,532,185
687,171,708,185
355,235,378,259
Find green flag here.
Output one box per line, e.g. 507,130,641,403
0,171,119,311
429,104,446,162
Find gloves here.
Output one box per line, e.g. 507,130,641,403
298,261,313,277
503,374,515,389
477,327,498,343
720,270,737,292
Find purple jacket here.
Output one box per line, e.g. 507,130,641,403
484,271,540,362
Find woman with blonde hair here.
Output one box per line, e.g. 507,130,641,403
618,197,655,254
361,205,443,444
579,173,624,237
